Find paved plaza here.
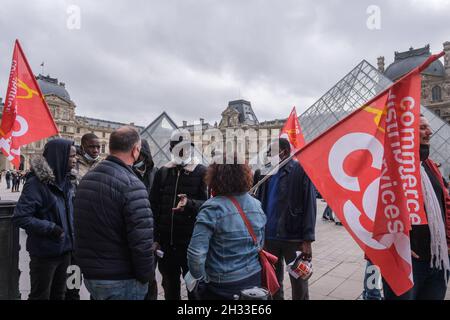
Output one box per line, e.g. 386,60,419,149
1,179,449,300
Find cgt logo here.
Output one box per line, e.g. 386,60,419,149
328,131,410,259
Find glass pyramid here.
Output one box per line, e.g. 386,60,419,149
298,60,450,178
140,112,208,168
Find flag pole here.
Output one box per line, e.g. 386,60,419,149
250,149,300,195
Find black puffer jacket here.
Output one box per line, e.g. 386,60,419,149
149,161,207,248
74,156,154,283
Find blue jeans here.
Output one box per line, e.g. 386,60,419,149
383,258,449,300
85,279,148,300
362,260,383,300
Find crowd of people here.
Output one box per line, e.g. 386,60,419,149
1,169,28,192
9,113,450,300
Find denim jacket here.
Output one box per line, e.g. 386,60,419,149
187,193,266,283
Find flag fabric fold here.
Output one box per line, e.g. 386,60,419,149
0,40,59,168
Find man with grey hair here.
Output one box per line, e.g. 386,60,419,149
74,126,154,300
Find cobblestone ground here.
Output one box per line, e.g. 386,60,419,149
2,179,449,300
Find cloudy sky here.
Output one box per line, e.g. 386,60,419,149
0,0,449,127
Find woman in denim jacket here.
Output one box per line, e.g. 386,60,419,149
187,160,266,299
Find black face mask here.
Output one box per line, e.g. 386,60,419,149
419,144,430,161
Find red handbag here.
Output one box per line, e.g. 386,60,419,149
227,196,280,296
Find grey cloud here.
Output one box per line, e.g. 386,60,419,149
0,0,448,126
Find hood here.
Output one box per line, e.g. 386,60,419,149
140,139,152,160
30,155,55,184
42,138,74,188
140,139,154,168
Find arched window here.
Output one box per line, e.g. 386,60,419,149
432,86,442,101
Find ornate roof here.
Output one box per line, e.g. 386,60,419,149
384,45,445,80
36,74,71,101
221,99,259,126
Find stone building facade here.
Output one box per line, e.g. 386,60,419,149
182,99,285,162
378,41,450,123
0,74,143,170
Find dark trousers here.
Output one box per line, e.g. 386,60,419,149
322,205,334,221
6,179,10,189
383,258,449,300
158,245,194,300
264,239,309,300
199,271,262,300
29,252,71,300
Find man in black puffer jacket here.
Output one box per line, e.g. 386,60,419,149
74,126,154,300
150,130,207,300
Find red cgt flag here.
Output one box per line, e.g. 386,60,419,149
297,52,444,296
0,40,59,168
280,106,305,160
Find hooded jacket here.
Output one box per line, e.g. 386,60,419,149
133,139,157,194
13,139,75,258
74,155,154,283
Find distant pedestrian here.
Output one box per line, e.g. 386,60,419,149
5,170,11,189
12,172,21,192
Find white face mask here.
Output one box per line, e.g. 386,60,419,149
83,152,99,162
171,154,192,167
133,160,145,170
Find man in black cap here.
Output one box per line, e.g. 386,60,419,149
150,129,207,300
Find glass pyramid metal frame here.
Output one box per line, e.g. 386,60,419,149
298,59,450,178
140,112,208,168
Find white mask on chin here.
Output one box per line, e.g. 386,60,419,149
83,152,99,162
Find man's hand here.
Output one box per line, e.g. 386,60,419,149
300,241,312,261
151,242,160,253
172,194,188,212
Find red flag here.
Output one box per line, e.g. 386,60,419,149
297,52,444,296
0,40,59,168
280,107,305,160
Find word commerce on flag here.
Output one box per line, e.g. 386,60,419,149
297,52,444,296
0,39,59,168
280,106,305,161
